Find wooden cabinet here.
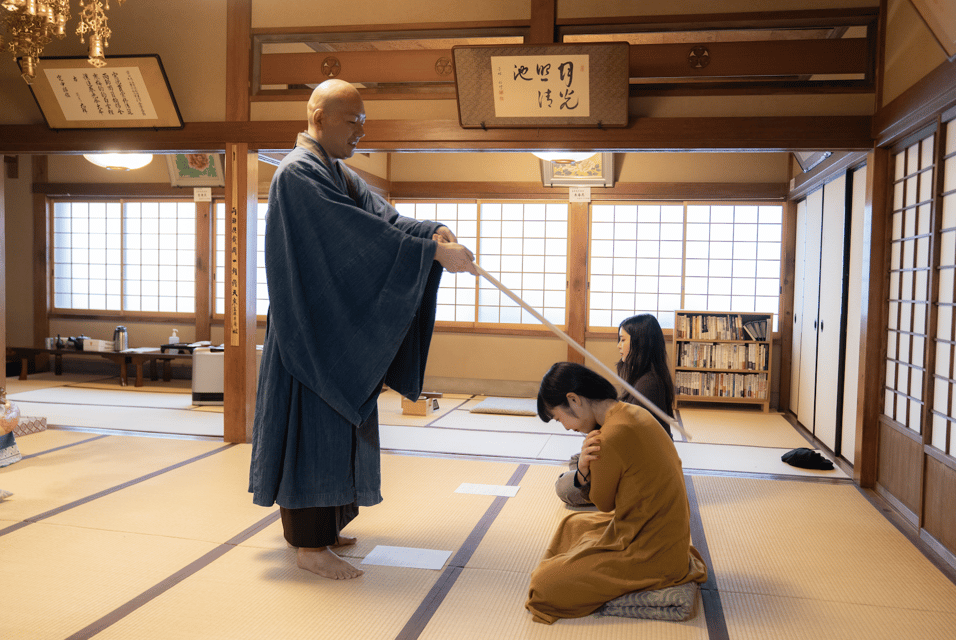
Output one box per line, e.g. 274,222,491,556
673,310,772,412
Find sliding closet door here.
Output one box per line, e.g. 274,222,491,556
842,164,867,465
796,188,824,427
815,175,848,452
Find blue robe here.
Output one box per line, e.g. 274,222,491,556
249,133,444,509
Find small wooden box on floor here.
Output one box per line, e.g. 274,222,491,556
401,392,443,416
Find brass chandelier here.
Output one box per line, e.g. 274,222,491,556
0,0,127,84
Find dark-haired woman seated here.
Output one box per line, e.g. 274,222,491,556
527,362,707,624
555,313,676,507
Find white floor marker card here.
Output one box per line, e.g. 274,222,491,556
361,545,453,570
455,482,520,497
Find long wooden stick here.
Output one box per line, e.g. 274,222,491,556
473,263,690,440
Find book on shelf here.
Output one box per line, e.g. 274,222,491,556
675,371,768,400
677,342,768,371
742,319,768,341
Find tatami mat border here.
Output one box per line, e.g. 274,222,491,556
19,434,110,460
63,510,281,640
0,443,235,538
686,475,729,640
395,463,529,640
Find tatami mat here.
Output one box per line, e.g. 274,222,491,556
676,441,848,479
93,549,443,640
719,592,956,640
9,385,193,409
72,377,193,393
3,432,955,639
326,455,521,560
678,407,811,448
420,568,709,640
42,445,264,543
7,400,223,436
467,464,575,574
380,423,553,459
431,409,560,434
377,389,471,427
1,523,221,639
0,435,227,523
696,475,956,637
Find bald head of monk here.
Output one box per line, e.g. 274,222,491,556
306,79,366,160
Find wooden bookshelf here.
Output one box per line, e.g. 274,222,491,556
673,310,772,412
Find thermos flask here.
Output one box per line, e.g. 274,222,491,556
113,326,128,352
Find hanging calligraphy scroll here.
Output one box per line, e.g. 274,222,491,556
22,55,183,130
452,43,629,129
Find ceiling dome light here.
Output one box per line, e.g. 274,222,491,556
532,152,596,164
83,153,153,171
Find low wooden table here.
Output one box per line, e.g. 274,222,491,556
9,347,192,387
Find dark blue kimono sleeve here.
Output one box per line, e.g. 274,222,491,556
264,150,443,426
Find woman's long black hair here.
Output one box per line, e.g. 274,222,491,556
616,314,675,414
536,362,617,422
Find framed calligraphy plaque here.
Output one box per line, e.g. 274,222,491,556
452,43,628,129
21,54,183,130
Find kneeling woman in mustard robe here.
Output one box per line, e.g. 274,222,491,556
526,362,708,624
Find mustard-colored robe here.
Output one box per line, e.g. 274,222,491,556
526,402,708,624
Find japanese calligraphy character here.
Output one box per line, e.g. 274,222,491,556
559,88,579,110
559,61,574,87
513,65,532,81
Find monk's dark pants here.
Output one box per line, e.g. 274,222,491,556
280,502,358,548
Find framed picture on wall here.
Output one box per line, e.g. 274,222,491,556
23,55,183,130
166,153,225,187
540,152,615,187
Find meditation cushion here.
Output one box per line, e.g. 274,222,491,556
595,581,699,621
469,397,537,416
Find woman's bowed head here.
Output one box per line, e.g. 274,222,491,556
537,361,618,432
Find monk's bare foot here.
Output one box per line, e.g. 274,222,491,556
296,546,364,580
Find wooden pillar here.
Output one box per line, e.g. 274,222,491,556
566,199,588,364
223,145,258,443
1,156,6,390
32,156,49,351
855,147,890,487
223,0,255,442
777,197,798,412
194,201,212,342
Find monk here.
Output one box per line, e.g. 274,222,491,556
249,79,476,580
527,362,708,623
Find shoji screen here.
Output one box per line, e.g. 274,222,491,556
884,134,935,434
933,121,956,457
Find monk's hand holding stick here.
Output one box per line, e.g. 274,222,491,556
577,429,601,483
433,230,478,275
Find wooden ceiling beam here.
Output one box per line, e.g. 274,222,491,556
260,38,868,87
557,7,879,32
0,115,873,154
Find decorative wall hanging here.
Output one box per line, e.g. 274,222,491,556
166,153,225,187
22,54,183,129
452,42,629,129
541,152,615,187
